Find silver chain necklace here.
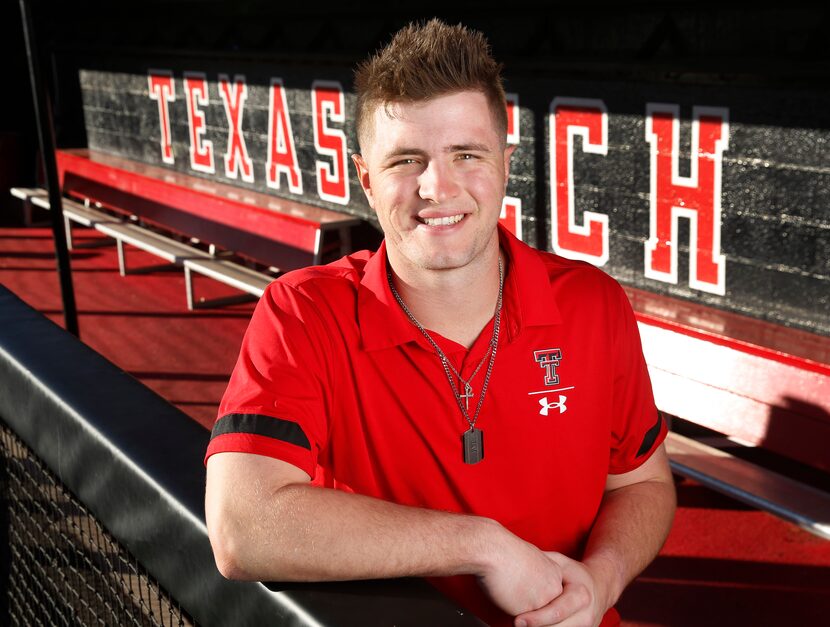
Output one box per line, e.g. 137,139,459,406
387,258,504,464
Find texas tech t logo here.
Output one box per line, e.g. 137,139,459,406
534,348,562,386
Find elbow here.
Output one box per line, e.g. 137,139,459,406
204,455,311,581
208,518,304,583
208,517,258,581
206,474,263,581
213,550,244,581
215,553,253,581
206,495,300,582
205,486,269,581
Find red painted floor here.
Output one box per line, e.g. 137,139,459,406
0,226,254,428
2,226,829,626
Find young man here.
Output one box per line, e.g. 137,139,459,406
205,19,676,627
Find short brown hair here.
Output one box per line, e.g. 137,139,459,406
354,19,507,151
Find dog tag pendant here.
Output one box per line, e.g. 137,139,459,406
463,427,484,464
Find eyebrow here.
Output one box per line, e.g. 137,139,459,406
383,147,428,161
382,143,493,161
447,143,492,153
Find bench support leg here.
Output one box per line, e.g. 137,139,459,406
117,240,127,276
63,218,114,251
24,200,43,227
20,196,49,227
185,266,195,310
64,215,74,250
185,267,256,310
116,242,178,276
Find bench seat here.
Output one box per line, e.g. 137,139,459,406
666,431,830,540
626,287,830,538
626,285,830,474
183,257,274,310
30,192,121,249
10,187,46,202
56,148,361,271
97,221,211,275
31,192,119,227
17,188,274,309
10,187,48,226
32,192,203,273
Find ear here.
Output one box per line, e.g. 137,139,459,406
503,144,517,190
352,153,374,208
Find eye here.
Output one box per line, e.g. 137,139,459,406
456,153,478,161
392,158,419,167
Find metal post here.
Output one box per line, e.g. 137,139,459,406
19,0,79,337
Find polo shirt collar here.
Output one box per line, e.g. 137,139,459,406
357,224,561,352
357,239,424,351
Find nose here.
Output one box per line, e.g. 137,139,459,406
417,160,460,203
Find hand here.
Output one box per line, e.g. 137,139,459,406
513,552,608,627
475,528,565,616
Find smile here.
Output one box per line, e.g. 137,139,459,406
418,214,465,226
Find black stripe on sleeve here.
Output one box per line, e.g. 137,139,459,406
211,413,311,450
635,411,664,458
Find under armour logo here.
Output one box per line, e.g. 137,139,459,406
539,395,567,416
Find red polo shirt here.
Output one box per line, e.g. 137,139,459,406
206,225,666,626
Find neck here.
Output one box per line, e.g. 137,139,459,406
388,240,504,350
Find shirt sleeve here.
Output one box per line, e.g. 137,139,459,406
204,280,331,479
607,282,667,475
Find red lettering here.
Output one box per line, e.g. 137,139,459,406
311,81,349,205
147,70,175,164
499,196,523,241
183,72,214,173
500,95,523,240
549,98,608,266
218,74,254,183
266,78,303,194
506,93,520,145
645,104,728,295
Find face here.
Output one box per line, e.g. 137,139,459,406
353,90,514,275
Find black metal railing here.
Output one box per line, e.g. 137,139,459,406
0,422,192,626
0,283,484,626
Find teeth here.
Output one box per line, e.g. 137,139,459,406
422,214,464,226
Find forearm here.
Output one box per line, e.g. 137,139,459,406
207,453,567,616
582,475,676,610
209,480,499,582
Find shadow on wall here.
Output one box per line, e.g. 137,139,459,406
762,395,830,476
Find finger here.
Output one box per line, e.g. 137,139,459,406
541,611,601,627
514,583,591,627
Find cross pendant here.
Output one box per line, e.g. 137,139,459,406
459,382,474,411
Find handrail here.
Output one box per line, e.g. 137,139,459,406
0,284,484,626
